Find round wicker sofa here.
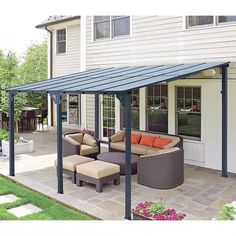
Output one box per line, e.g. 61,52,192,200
108,130,184,189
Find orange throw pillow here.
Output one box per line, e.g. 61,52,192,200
124,134,141,144
140,135,155,147
153,137,172,148
131,134,141,144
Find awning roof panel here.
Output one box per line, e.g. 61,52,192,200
7,62,229,94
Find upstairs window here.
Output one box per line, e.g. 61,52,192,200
112,16,130,37
94,16,110,40
186,16,236,29
56,29,66,54
186,16,213,28
94,16,130,40
218,16,236,23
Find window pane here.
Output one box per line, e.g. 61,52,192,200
185,87,192,99
121,89,139,129
102,95,115,138
218,16,236,23
56,29,66,54
161,85,168,97
57,41,66,54
187,16,213,27
193,87,201,100
178,113,201,138
177,87,184,98
147,84,168,133
94,16,110,22
113,17,130,37
57,29,66,41
95,21,110,39
147,110,168,133
177,87,201,139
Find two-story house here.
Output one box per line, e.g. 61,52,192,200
36,15,236,173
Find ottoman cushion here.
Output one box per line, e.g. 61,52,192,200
56,155,95,171
76,161,120,179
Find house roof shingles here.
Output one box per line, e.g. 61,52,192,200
36,15,80,29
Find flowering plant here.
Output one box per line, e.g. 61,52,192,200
132,201,186,220
80,129,95,137
214,201,236,220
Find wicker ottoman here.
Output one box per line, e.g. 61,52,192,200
76,160,120,192
55,155,95,184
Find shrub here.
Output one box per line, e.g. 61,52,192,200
0,129,9,144
216,202,236,220
0,128,19,145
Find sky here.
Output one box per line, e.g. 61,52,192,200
0,0,82,57
0,0,234,58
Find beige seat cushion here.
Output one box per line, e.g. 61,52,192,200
76,160,120,179
64,136,80,146
141,147,180,158
131,130,142,137
158,147,180,154
110,142,148,155
131,144,147,155
110,131,125,142
146,147,160,155
80,145,98,155
83,133,97,147
55,155,95,171
110,142,125,151
139,131,158,137
66,133,83,144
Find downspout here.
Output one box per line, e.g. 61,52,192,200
45,26,54,126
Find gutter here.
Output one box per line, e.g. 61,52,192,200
45,26,54,126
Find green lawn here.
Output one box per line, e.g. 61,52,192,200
0,175,95,220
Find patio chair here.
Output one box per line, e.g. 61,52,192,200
36,109,48,130
62,132,101,159
137,147,184,189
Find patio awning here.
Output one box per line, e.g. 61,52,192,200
6,61,230,220
6,62,229,94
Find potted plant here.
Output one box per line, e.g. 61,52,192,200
132,200,186,220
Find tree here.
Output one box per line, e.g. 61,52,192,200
20,42,48,110
0,43,48,132
0,52,28,132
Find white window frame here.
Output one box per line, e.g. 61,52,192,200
185,16,214,29
93,16,111,41
185,15,236,30
216,16,236,25
55,28,67,55
175,86,202,141
93,16,131,41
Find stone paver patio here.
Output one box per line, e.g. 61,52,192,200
1,127,236,220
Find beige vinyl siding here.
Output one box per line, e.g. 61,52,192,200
86,15,236,74
53,24,81,77
51,22,81,125
85,15,236,130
